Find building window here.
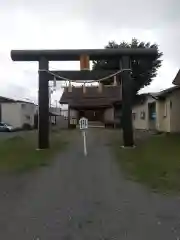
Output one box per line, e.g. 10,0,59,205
140,111,146,120
163,103,167,117
148,102,156,120
170,100,172,109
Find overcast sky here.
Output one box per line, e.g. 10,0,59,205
0,0,179,106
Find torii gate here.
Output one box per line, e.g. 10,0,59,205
10,48,157,149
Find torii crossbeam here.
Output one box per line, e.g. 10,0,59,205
11,48,157,149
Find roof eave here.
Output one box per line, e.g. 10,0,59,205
173,70,180,85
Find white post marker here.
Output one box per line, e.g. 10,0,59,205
79,117,88,156
83,131,87,156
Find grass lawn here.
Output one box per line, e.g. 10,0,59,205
0,129,72,173
113,133,180,193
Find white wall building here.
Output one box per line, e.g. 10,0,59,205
0,97,36,129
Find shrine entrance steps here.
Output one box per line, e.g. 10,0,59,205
76,121,104,129
87,121,105,128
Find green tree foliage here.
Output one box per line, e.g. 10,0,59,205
92,38,163,93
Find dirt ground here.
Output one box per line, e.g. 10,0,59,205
0,129,180,239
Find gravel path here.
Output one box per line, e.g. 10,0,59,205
1,129,180,239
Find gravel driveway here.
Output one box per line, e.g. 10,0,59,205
0,129,180,239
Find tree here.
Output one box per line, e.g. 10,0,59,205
92,38,163,93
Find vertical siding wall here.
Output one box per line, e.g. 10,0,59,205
156,89,180,133
20,103,36,127
132,104,149,129
169,89,180,132
132,96,155,130
1,103,22,128
156,100,170,132
156,101,163,131
1,102,36,128
133,89,180,133
104,107,114,121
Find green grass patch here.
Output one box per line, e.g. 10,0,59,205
113,133,180,193
0,130,70,173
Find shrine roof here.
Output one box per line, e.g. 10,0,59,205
60,85,121,107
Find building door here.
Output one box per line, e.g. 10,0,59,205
94,110,103,122
79,110,85,119
85,110,103,121
148,102,156,130
79,110,103,121
85,110,95,121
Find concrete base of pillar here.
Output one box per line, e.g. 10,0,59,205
121,145,136,149
36,148,47,151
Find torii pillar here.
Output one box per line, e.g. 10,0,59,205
121,56,134,146
38,57,49,149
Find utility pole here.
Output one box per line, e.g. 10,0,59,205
49,87,53,109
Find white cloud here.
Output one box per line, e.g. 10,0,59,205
0,0,179,104
140,60,179,93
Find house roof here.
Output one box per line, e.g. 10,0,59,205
16,100,35,104
0,96,16,103
0,96,35,105
172,69,180,86
155,85,180,98
60,85,122,107
132,86,180,107
132,93,147,106
132,93,157,106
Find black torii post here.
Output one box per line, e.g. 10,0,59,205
121,56,134,146
10,48,157,149
38,56,49,149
